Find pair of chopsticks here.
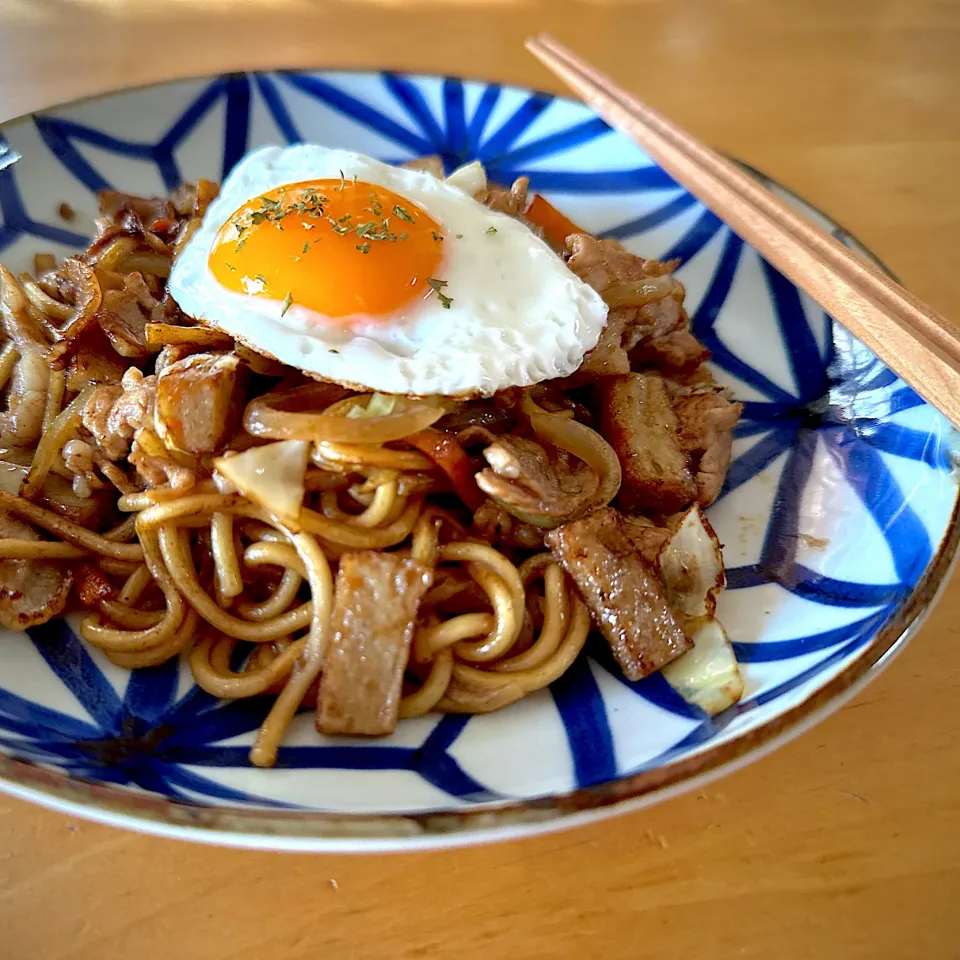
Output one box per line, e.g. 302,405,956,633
527,35,960,428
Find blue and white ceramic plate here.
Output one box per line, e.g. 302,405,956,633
0,70,957,851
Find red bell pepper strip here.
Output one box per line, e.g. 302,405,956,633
405,428,486,512
525,194,585,252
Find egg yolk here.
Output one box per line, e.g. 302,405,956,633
208,178,445,323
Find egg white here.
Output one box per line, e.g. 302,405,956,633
167,145,607,397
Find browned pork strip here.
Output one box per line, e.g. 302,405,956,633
96,274,164,358
476,436,600,523
155,352,247,454
674,392,743,506
545,507,691,680
0,453,112,527
35,473,113,527
628,296,691,347
565,235,674,290
317,552,433,736
128,443,195,492
566,312,633,383
631,328,710,373
473,500,545,550
597,372,696,514
64,328,127,391
97,191,174,226
167,180,219,220
620,514,673,566
82,368,198,490
562,236,688,383
82,368,156,461
0,513,73,630
483,176,529,217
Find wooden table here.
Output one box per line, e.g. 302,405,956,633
1,1,959,957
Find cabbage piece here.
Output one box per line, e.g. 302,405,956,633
213,439,309,531
445,160,487,198
657,504,725,617
345,392,397,419
661,617,744,715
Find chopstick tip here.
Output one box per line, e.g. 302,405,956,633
525,33,557,57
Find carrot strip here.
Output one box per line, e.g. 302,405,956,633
525,194,585,251
405,429,486,512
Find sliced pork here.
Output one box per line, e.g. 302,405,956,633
596,372,696,514
317,552,433,736
545,507,691,680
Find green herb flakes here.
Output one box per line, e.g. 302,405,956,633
425,277,453,309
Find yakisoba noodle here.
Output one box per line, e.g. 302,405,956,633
109,457,589,767
0,429,592,766
0,162,744,767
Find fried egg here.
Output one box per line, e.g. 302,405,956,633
168,145,607,396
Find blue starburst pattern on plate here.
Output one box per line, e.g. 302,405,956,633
0,71,956,815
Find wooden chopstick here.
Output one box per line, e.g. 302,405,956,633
527,34,960,428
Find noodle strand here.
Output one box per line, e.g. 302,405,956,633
250,530,333,768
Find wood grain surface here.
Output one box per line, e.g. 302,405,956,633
1,1,960,958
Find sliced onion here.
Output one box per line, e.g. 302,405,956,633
22,278,73,323
601,276,684,309
20,385,95,501
244,385,444,445
528,408,621,515
118,251,171,278
145,323,233,348
89,236,138,273
486,495,564,529
313,442,433,472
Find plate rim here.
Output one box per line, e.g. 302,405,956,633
0,66,956,851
